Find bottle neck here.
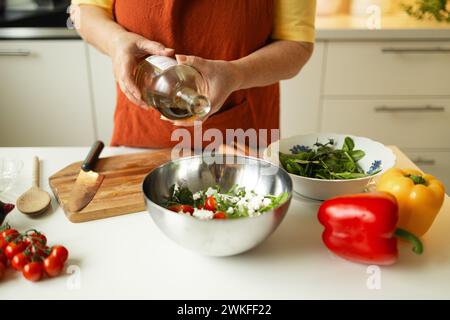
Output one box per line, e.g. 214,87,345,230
175,87,211,116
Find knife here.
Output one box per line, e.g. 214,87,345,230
67,141,105,212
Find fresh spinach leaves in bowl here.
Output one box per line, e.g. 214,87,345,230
279,136,382,180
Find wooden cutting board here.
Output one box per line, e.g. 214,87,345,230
49,149,173,223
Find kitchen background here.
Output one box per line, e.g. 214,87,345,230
0,0,449,188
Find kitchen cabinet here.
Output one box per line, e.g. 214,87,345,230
280,42,324,138
318,40,450,186
321,98,450,149
324,41,450,96
87,44,116,145
0,40,95,146
404,151,450,189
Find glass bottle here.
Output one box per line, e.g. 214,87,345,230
135,55,211,121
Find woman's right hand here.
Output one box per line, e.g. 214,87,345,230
109,31,174,108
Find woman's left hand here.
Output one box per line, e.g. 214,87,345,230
161,54,242,126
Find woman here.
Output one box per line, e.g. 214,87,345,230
71,0,316,149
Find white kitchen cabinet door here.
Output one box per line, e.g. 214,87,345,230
321,98,450,149
280,42,324,138
404,151,450,190
87,45,116,145
0,40,95,146
324,41,450,96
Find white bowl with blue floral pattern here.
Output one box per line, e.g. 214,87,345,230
264,133,396,201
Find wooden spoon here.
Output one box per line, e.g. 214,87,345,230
16,156,51,216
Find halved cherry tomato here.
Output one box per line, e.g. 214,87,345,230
11,252,29,271
204,196,217,212
50,246,69,263
168,205,194,215
23,262,43,282
43,255,64,277
5,241,27,260
214,211,227,219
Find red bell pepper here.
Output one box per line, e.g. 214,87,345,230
317,193,423,265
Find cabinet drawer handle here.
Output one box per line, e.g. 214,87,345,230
0,49,31,56
412,157,436,166
382,47,450,54
374,105,445,113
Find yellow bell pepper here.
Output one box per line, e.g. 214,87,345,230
376,168,445,237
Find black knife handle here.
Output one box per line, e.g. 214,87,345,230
81,141,104,172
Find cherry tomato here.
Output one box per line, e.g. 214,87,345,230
25,232,47,247
0,237,8,251
5,241,27,260
168,205,194,215
30,245,50,259
43,256,64,277
214,211,227,219
1,229,19,242
11,252,29,271
0,262,6,280
204,196,217,212
22,262,43,282
0,250,7,265
50,246,69,263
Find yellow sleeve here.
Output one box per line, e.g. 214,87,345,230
272,0,316,43
71,0,113,14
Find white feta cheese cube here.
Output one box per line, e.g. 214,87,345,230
262,198,272,208
205,187,218,197
193,208,215,220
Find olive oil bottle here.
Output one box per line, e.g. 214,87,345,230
135,56,211,121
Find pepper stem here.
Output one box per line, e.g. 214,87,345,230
395,228,423,255
406,174,427,185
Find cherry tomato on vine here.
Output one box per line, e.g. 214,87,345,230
43,255,64,277
25,232,47,246
11,253,29,271
50,246,69,263
22,262,44,282
30,245,50,259
1,229,19,242
0,262,6,280
5,241,27,260
0,237,8,251
0,251,7,265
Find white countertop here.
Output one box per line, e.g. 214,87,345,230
0,147,449,299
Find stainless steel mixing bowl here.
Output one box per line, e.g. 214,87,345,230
142,154,293,256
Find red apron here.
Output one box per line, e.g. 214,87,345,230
111,0,279,148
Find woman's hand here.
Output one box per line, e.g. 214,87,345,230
165,54,242,126
109,32,174,108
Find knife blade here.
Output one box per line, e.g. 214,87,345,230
68,141,105,212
